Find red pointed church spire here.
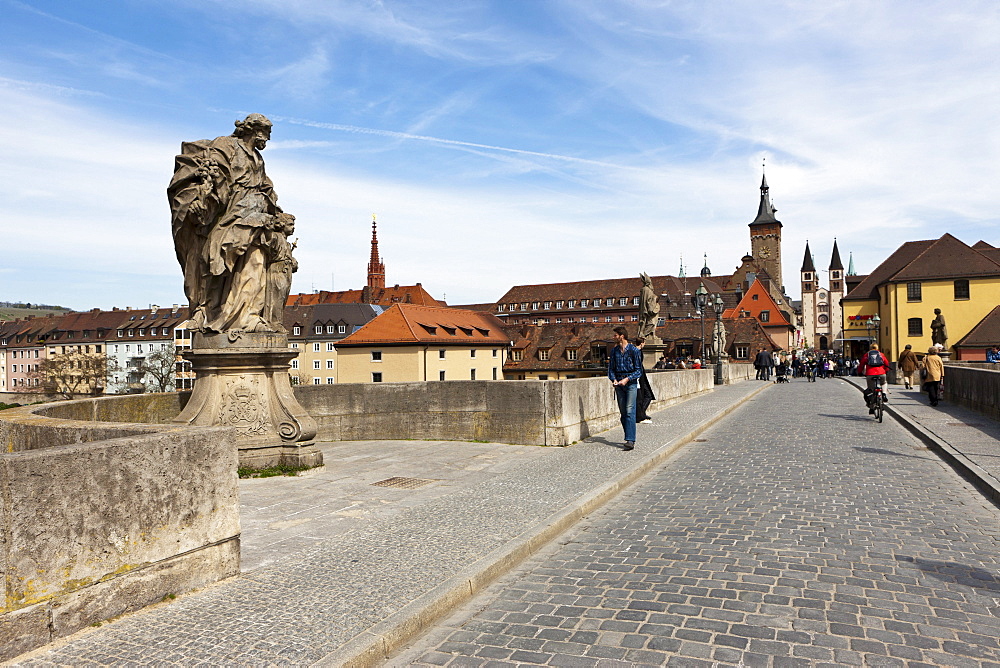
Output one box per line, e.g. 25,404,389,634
367,214,385,290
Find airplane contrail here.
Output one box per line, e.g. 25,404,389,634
275,115,640,172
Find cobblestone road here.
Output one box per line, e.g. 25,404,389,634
395,380,1000,667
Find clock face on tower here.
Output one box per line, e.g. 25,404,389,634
758,247,771,259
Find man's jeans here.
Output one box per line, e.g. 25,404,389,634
615,381,637,443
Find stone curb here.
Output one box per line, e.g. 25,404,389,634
840,378,1000,506
314,382,771,667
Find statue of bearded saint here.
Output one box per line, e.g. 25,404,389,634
168,113,298,335
637,273,660,340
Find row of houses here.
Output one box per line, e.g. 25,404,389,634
1,294,783,395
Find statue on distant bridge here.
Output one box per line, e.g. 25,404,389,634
637,273,659,340
168,114,297,334
930,308,948,348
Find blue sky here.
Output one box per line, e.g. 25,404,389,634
2,0,999,311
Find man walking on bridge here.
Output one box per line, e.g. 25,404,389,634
609,326,643,451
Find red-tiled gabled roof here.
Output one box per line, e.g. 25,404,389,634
890,233,1000,281
843,239,936,301
722,278,792,327
335,304,509,347
955,305,1000,348
496,275,730,306
287,283,443,307
845,234,1000,301
501,317,780,372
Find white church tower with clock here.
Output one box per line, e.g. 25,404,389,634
800,240,845,352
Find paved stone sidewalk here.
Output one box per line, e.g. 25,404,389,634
396,378,1000,667
12,381,765,666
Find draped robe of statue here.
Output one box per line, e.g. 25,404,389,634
637,273,660,340
711,318,727,361
168,133,283,334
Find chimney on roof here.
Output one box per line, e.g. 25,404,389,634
172,304,179,311
125,306,132,311
113,307,119,311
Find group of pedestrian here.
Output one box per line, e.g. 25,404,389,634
753,350,854,382
897,343,944,406
652,356,703,370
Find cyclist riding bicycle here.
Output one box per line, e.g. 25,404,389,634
858,343,890,414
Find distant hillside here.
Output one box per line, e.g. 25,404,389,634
0,303,73,321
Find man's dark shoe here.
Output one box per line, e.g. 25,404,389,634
623,441,634,451
869,407,875,415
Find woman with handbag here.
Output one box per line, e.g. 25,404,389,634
921,347,945,406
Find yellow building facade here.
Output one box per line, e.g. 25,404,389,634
337,344,507,383
842,234,1000,360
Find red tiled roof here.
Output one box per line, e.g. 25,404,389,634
502,317,780,372
335,304,509,347
955,304,1000,348
496,275,731,305
843,239,936,300
287,284,443,307
890,233,1000,281
721,278,792,327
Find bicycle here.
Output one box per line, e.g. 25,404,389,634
868,385,884,423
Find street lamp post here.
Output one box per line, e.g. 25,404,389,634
866,313,881,349
712,293,725,384
692,283,708,362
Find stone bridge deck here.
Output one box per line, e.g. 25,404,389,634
12,377,1000,666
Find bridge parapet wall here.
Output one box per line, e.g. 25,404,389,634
942,362,1000,422
295,369,715,446
0,399,239,662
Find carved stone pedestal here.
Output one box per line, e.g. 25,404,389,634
641,343,668,369
173,332,322,470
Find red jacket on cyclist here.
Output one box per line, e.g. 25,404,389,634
858,346,889,376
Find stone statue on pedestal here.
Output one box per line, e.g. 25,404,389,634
168,113,297,335
711,318,727,361
637,273,660,341
168,115,319,469
930,308,948,348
